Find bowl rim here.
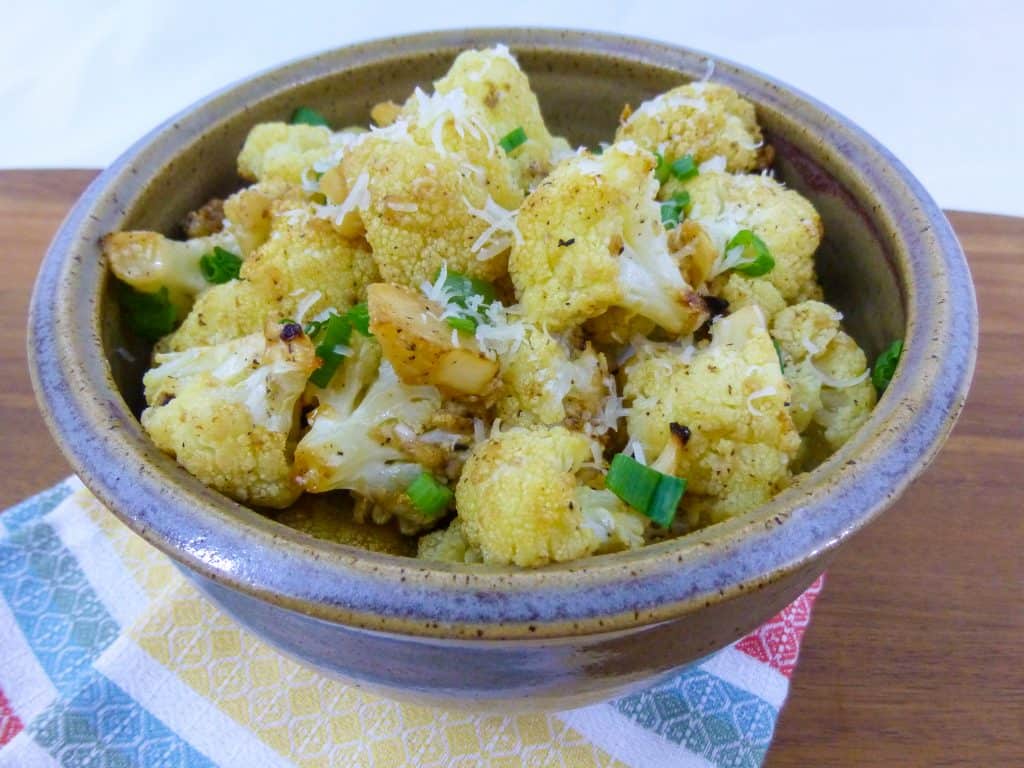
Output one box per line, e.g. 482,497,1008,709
28,27,977,640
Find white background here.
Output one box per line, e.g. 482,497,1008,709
2,1,1020,215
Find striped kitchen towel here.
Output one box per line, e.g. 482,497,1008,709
0,478,823,768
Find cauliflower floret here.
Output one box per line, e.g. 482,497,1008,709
616,82,763,173
715,272,788,323
222,180,307,256
324,115,522,287
455,426,646,567
416,518,482,563
140,323,316,508
103,228,240,314
237,123,335,185
495,325,612,431
624,306,800,525
292,336,470,533
772,301,876,449
434,45,572,191
165,203,377,351
510,143,706,337
682,171,824,303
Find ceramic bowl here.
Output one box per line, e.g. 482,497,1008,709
28,28,976,709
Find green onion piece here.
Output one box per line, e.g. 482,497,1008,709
117,283,177,341
660,202,681,230
727,230,775,276
654,152,671,184
659,191,691,230
606,454,687,527
670,154,698,180
291,106,329,127
440,270,498,306
406,472,454,517
199,246,242,284
347,302,371,336
308,313,353,388
872,339,903,394
498,126,527,154
446,315,478,333
773,338,785,372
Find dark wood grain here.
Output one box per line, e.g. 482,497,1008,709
1,172,1021,765
0,170,95,508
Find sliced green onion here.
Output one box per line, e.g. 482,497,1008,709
606,453,687,527
659,191,691,230
773,338,785,372
661,202,681,229
347,302,371,336
118,283,177,341
653,152,671,184
670,154,698,180
406,472,454,517
446,315,478,333
440,269,498,306
498,127,527,154
290,106,329,127
308,313,353,388
198,246,242,284
872,339,903,394
727,230,775,277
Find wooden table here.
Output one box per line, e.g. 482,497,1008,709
1,171,1021,766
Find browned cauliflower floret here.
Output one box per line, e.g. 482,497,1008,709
510,143,705,337
455,426,646,567
237,123,335,185
682,171,824,304
616,82,763,173
103,229,240,315
434,45,572,191
222,180,307,255
715,272,788,322
772,301,876,450
495,325,615,432
293,335,472,534
326,131,519,287
624,306,800,525
416,518,482,564
165,204,377,351
140,323,316,508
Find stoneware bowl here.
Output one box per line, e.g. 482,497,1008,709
29,28,977,709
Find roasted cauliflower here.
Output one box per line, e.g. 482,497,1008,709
165,203,377,351
772,301,876,453
625,306,801,525
616,82,764,173
433,44,572,190
140,323,316,508
454,426,646,566
510,142,706,337
292,335,471,533
681,171,824,303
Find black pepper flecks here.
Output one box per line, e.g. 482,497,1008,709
704,295,730,318
280,322,303,341
670,422,691,445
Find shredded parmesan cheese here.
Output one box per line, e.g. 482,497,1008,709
463,194,522,261
293,290,322,323
746,385,777,416
810,363,870,389
315,171,370,226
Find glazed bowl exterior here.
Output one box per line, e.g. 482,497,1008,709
28,28,976,709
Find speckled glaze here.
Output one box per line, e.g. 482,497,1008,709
28,29,976,709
